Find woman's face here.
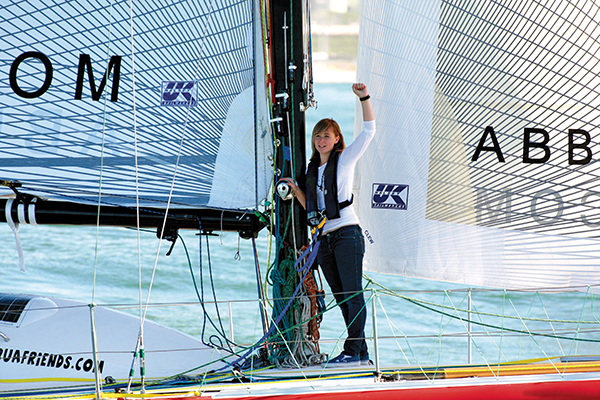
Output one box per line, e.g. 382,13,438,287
313,127,339,159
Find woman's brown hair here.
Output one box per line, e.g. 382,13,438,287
309,118,346,163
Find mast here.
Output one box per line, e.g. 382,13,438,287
262,0,313,365
269,0,308,258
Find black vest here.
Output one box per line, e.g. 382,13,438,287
306,151,352,222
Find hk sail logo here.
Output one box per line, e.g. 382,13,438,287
161,81,198,107
372,183,409,210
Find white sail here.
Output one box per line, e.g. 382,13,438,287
355,0,600,290
0,0,272,210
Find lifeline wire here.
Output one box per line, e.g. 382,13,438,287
219,233,322,371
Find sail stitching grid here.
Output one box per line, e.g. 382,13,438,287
142,0,217,327
0,0,262,210
434,0,600,238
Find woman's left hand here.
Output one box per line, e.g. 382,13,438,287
352,82,368,98
353,82,374,121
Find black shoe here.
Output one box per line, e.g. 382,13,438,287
326,353,360,367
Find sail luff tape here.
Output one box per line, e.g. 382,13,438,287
17,203,25,224
5,198,12,227
28,199,37,225
17,200,37,225
5,198,25,272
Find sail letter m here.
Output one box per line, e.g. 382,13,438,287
75,54,121,102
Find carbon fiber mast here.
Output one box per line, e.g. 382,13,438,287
270,0,309,266
264,0,320,366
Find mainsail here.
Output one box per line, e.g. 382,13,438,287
0,0,272,211
355,0,600,289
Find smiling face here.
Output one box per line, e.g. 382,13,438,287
310,118,345,164
313,127,340,160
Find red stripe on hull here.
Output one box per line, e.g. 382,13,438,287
169,378,600,400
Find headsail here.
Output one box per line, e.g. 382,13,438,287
0,0,272,211
355,0,600,289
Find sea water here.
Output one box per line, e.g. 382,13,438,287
1,83,597,371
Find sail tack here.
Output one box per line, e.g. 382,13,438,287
0,0,272,210
356,0,600,290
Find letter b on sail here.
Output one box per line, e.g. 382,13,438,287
372,183,409,210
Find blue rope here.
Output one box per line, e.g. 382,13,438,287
218,230,321,371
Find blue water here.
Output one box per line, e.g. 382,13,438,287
1,83,598,370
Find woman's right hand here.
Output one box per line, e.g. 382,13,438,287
280,178,306,209
280,177,298,192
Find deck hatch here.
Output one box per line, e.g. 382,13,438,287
0,293,33,324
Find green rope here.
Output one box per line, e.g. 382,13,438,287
498,290,506,372
470,292,511,364
267,254,299,363
363,275,600,325
404,294,600,343
505,294,558,372
535,290,565,356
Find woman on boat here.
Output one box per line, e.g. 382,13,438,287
282,82,375,365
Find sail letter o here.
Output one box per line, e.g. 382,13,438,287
531,189,563,225
580,191,600,227
9,52,53,99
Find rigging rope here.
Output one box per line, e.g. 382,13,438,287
128,2,217,391
126,0,144,393
215,229,325,371
363,276,600,343
91,0,117,396
4,199,25,272
180,225,238,353
265,229,327,367
364,276,600,325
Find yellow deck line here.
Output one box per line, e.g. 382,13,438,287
4,362,600,399
442,361,600,379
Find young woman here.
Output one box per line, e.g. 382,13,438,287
283,83,375,365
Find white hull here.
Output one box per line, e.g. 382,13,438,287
0,294,227,390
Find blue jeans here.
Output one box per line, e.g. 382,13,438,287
318,224,367,358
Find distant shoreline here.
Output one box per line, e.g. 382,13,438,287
312,59,356,83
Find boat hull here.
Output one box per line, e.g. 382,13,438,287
0,294,227,391
120,372,600,400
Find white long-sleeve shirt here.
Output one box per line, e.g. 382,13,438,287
317,120,376,233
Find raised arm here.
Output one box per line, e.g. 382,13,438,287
352,83,374,122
